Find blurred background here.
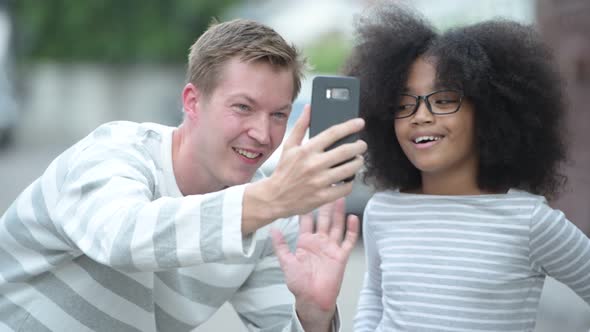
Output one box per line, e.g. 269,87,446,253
1,0,589,331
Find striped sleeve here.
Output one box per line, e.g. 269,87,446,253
529,199,590,304
230,216,306,332
55,141,257,272
353,200,384,331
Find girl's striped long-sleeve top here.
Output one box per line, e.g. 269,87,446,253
0,121,307,332
354,189,590,332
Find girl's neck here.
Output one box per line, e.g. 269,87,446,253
417,168,501,196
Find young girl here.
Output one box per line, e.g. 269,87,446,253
344,4,590,331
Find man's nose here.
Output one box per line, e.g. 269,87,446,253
248,115,271,145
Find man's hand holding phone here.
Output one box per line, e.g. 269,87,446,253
262,104,366,219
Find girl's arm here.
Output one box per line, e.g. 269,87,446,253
529,200,590,305
353,206,384,331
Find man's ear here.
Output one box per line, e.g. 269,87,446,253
182,83,201,120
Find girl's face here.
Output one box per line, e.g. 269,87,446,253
394,57,478,185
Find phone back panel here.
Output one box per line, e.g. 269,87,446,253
310,76,360,150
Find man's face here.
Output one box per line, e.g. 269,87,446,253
188,58,294,190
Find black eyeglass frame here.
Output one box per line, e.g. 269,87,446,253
394,89,464,119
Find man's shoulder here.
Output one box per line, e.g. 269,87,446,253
66,121,174,169
77,121,172,154
89,121,171,143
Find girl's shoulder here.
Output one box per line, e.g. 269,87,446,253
370,188,545,199
365,189,402,209
365,188,547,212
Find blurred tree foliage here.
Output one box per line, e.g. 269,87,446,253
304,33,352,74
14,0,238,63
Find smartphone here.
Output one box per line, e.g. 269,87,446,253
309,75,360,151
310,75,360,182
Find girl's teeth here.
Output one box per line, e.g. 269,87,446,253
414,136,441,143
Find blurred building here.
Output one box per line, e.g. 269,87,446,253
537,0,590,235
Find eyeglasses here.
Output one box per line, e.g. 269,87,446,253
395,89,464,119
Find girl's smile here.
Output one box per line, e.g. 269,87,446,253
410,132,445,149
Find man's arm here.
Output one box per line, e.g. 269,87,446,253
229,215,303,331
53,141,256,272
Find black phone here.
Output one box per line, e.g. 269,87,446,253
309,75,360,151
310,75,360,182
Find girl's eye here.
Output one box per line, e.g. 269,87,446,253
434,99,457,104
398,104,416,110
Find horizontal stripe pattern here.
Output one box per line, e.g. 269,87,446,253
354,190,590,331
0,121,303,331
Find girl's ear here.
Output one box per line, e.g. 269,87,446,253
181,83,202,121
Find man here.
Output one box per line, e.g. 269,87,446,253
0,19,367,332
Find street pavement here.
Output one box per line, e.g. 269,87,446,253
1,142,589,332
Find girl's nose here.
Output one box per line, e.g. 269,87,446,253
411,99,434,124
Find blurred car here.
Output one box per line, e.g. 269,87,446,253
0,6,17,148
261,76,374,218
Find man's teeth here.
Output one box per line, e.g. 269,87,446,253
414,136,441,144
234,148,260,159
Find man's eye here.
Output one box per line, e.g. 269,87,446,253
234,104,251,112
272,112,288,120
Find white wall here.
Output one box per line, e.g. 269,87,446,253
18,63,185,145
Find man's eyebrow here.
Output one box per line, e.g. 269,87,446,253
230,93,292,112
276,104,292,112
230,93,258,107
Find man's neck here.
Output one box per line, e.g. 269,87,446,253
171,126,222,196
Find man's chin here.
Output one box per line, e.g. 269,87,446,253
225,173,258,187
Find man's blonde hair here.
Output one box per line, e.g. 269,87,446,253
187,19,306,100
